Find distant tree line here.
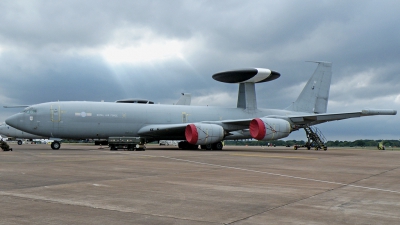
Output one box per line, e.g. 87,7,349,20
225,140,400,147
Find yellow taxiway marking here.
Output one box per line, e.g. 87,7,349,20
230,153,318,160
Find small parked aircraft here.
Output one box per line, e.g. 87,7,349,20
0,123,46,145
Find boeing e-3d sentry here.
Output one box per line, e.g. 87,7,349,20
2,94,190,148
5,62,397,150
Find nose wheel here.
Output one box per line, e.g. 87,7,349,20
51,141,61,150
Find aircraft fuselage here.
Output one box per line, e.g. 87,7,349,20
6,101,299,140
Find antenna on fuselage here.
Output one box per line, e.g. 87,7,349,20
212,68,280,110
3,105,30,108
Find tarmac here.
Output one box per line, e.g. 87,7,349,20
1,143,399,225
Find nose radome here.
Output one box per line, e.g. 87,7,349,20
5,114,21,129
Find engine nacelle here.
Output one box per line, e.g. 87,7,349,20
185,123,224,145
249,118,291,140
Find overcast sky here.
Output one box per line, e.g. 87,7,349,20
0,0,399,141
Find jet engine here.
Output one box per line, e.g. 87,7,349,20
249,118,291,140
185,123,224,145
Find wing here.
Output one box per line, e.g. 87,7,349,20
217,109,397,128
288,109,397,126
137,109,397,140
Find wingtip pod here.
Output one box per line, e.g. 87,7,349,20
361,109,397,115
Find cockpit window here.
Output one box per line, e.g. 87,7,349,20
23,108,37,114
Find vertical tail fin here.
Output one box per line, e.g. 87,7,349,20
287,62,332,114
176,93,191,105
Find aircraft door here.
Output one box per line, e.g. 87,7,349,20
50,104,64,130
50,105,61,122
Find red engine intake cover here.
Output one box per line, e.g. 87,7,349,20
185,124,199,144
249,118,266,140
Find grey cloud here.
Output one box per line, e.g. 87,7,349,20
0,0,399,139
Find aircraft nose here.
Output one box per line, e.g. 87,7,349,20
5,113,21,129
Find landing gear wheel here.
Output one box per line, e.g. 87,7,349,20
51,141,61,150
211,141,223,150
127,145,135,151
17,140,22,145
294,146,298,150
179,141,198,150
201,144,212,150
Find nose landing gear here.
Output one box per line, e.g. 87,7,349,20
51,141,61,150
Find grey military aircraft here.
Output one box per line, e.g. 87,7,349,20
2,94,191,149
5,62,397,150
0,123,45,145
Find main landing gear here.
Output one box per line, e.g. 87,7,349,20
178,141,224,150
